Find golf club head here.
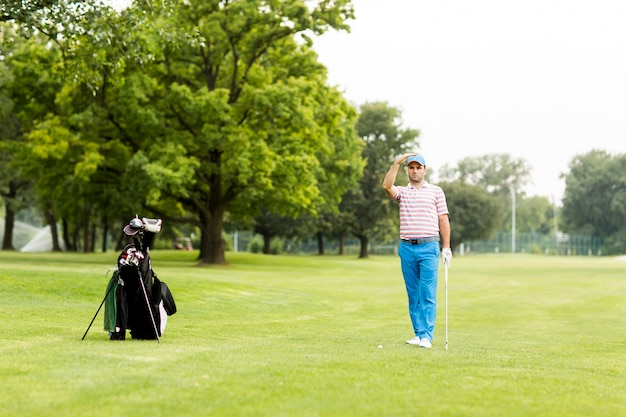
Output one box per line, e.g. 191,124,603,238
123,217,145,236
142,218,162,233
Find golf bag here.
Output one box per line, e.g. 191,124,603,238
103,218,177,340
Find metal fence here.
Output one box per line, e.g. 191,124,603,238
463,231,604,256
229,230,605,257
230,231,398,256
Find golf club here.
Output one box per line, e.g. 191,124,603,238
445,263,449,350
137,266,161,343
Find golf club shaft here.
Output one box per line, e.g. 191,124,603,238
445,263,448,350
137,267,160,343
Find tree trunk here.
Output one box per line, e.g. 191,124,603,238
101,218,109,253
0,180,19,251
262,233,271,254
72,226,80,252
337,231,344,255
317,231,324,255
62,218,73,251
91,223,97,253
115,218,126,251
2,203,15,250
358,234,369,258
44,210,61,252
199,207,226,264
83,216,91,253
198,227,207,259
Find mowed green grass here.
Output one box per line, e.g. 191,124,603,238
0,250,625,417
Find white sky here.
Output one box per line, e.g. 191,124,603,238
313,0,626,200
108,0,626,201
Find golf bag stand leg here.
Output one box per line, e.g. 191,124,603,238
82,278,116,340
137,267,161,343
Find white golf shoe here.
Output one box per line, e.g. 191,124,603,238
419,338,432,348
406,336,421,345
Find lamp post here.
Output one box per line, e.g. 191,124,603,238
553,195,558,255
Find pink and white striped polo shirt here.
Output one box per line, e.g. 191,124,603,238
394,182,449,239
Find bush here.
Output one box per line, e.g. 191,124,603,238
247,235,283,254
247,235,264,254
269,237,283,255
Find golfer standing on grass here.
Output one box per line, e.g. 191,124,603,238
382,154,452,348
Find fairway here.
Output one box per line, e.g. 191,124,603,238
0,251,625,417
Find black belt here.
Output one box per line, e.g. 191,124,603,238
401,237,440,245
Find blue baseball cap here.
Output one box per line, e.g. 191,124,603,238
407,155,426,167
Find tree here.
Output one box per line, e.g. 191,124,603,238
343,101,419,258
1,2,145,252
516,196,553,234
108,0,360,264
0,37,26,250
0,26,59,250
251,210,306,255
7,0,360,260
438,181,503,252
1,0,58,22
246,97,365,256
561,150,626,254
439,153,532,231
439,153,532,197
2,21,125,252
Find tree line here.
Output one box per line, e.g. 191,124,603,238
2,0,625,262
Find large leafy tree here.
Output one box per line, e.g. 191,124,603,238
0,27,62,250
438,181,503,252
1,0,57,22
2,1,135,252
96,0,360,264
129,0,357,263
344,101,419,258
233,83,364,255
0,33,23,250
2,18,131,252
9,0,360,260
439,153,532,232
439,153,531,197
561,150,626,254
1,0,106,24
246,94,365,256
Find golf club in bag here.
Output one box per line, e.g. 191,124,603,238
82,217,177,342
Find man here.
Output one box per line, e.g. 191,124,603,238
382,153,452,348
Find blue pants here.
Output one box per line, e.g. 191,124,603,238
398,241,440,341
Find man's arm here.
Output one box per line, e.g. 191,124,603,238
439,213,453,267
438,214,451,248
382,153,415,198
